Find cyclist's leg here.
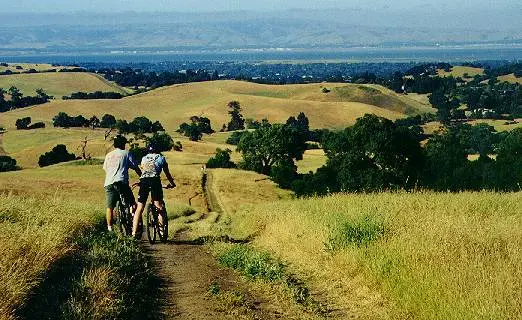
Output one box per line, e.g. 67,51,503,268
120,183,136,212
150,178,165,224
105,184,119,231
132,179,149,236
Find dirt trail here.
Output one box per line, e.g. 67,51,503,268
146,170,297,319
147,238,283,320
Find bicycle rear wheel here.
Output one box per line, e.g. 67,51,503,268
157,204,169,243
146,204,157,244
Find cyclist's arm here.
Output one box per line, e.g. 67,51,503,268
128,153,142,176
133,165,142,177
162,163,176,186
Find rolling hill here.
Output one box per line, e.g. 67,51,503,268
0,72,129,98
1,79,433,132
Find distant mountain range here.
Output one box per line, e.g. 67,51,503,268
1,9,521,53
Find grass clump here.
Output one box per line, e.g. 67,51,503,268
218,245,285,281
326,214,387,250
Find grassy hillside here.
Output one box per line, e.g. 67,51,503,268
437,66,484,79
209,174,522,319
498,73,522,85
0,80,433,132
0,63,70,73
0,72,128,99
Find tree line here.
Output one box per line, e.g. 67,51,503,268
216,111,522,195
52,112,164,134
0,87,52,112
62,91,123,100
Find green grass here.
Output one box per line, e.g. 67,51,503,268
214,243,326,315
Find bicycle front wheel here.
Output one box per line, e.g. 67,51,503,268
117,199,132,236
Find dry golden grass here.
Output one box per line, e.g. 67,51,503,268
210,169,293,214
497,73,522,85
297,149,326,174
0,72,127,99
0,195,99,320
1,80,431,132
223,191,522,319
2,127,110,168
438,66,484,79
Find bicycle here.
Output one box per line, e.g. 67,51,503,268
115,191,133,236
132,182,172,244
146,185,172,244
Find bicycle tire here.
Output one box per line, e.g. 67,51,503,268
158,203,168,243
116,197,132,236
146,203,157,244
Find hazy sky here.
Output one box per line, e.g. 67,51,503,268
2,0,519,13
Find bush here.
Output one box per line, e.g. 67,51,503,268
15,117,45,130
38,144,76,167
15,117,31,129
28,122,45,129
206,148,236,168
0,155,18,172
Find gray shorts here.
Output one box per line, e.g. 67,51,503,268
105,181,135,209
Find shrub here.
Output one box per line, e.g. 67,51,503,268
206,148,236,168
38,145,76,167
0,155,18,172
218,245,285,281
15,117,31,130
28,122,45,129
15,117,45,130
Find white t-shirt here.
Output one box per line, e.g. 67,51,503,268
140,153,166,178
103,148,137,187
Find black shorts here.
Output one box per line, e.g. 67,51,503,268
138,177,163,204
105,181,136,209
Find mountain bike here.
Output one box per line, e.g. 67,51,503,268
115,191,133,236
146,187,170,244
